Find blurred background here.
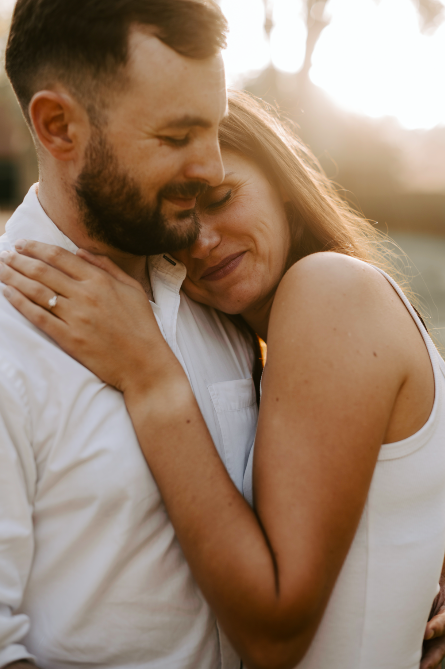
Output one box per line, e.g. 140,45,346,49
0,0,445,343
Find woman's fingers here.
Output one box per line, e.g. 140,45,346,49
425,610,445,640
76,249,143,290
0,249,75,298
14,239,99,281
0,259,68,318
13,239,145,293
2,285,69,342
420,635,445,669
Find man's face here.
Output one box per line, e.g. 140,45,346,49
75,29,227,256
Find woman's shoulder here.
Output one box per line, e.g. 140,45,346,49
273,252,386,321
280,252,380,296
264,253,414,419
267,252,405,364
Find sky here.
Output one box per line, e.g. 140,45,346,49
1,0,444,130
220,0,445,130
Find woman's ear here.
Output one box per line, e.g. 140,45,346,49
29,89,89,162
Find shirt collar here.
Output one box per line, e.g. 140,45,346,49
148,253,187,303
6,184,79,254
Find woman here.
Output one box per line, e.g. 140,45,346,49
2,91,445,669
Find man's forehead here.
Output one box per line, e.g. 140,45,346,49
127,27,224,79
125,31,227,126
158,100,228,131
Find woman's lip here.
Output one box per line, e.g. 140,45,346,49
165,196,197,209
200,252,246,281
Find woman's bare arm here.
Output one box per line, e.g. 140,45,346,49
0,244,419,669
116,254,413,667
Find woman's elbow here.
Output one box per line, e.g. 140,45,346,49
240,618,315,669
234,574,324,668
241,635,311,669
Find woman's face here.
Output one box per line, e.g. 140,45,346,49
173,150,291,317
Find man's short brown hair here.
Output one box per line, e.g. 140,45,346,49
5,0,228,123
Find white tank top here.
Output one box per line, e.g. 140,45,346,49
243,267,445,668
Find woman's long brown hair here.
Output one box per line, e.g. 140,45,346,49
218,90,420,401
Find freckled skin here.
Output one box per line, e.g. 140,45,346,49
174,150,291,341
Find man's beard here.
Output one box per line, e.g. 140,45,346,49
75,129,205,256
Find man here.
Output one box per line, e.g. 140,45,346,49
1,2,445,669
0,1,257,667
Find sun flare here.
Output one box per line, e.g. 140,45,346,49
220,0,445,130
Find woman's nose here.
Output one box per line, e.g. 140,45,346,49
189,223,222,260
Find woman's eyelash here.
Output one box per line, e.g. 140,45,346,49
208,189,232,209
161,135,191,147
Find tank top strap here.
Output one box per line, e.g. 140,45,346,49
371,265,445,377
372,265,445,461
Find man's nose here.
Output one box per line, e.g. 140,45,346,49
184,136,224,187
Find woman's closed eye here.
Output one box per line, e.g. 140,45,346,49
207,189,232,210
159,134,191,147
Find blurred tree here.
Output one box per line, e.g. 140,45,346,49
262,0,445,89
300,1,330,84
417,0,445,32
262,0,330,90
251,0,445,236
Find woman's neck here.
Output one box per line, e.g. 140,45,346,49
241,292,276,342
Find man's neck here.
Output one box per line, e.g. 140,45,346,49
37,175,150,292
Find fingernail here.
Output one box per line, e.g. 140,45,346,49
0,251,11,261
14,239,26,251
3,287,12,299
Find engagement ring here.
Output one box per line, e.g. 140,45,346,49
48,295,58,309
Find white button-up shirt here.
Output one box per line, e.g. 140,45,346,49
0,185,257,669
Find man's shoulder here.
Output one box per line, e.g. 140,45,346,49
0,229,22,327
0,231,14,252
0,286,55,364
0,290,90,415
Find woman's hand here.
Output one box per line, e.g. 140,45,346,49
0,240,176,393
422,566,445,669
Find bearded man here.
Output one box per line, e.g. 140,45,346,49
0,1,257,667
3,2,445,669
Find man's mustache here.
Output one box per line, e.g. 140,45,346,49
159,181,208,202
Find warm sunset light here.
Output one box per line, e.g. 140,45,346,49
220,0,445,130
1,0,443,129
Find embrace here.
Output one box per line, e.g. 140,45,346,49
1,1,445,668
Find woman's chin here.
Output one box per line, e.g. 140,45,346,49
184,293,247,316
211,296,251,317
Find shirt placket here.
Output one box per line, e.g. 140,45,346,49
149,255,192,385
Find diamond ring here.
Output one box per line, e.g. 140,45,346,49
48,295,58,309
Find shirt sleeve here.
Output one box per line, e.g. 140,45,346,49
0,356,36,667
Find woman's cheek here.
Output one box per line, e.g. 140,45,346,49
183,280,207,304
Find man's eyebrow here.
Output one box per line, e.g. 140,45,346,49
160,115,212,130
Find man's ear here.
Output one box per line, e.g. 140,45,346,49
29,90,89,162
